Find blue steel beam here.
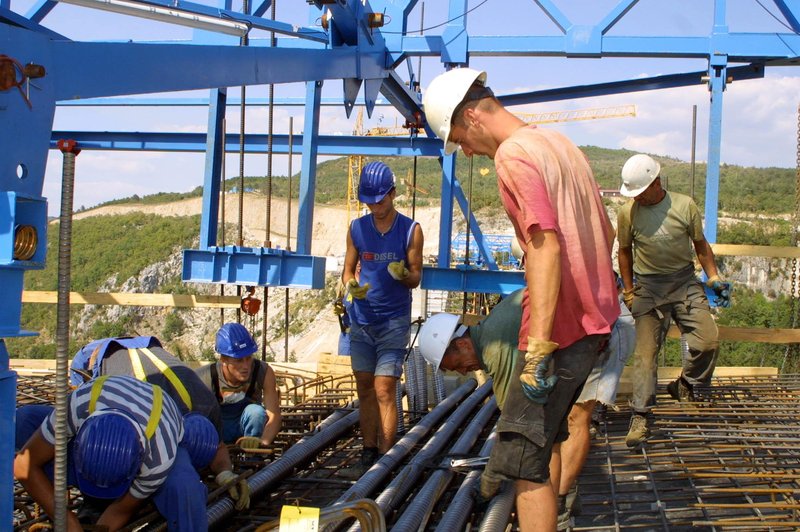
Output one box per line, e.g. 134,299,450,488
451,177,498,270
773,0,800,32
422,267,525,295
56,97,394,106
182,246,326,288
437,155,457,269
396,34,800,61
296,80,323,255
49,131,445,157
496,64,765,107
199,89,227,250
50,44,378,101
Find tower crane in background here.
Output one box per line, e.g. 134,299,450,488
515,104,637,124
347,104,637,219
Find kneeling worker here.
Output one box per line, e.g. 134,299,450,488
14,375,205,531
66,335,249,510
196,323,282,448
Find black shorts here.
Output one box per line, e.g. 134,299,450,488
487,334,605,483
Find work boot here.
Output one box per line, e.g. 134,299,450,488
339,447,380,480
625,413,650,448
566,485,582,517
667,377,695,402
556,492,573,531
556,485,581,530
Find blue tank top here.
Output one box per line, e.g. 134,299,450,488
349,212,416,324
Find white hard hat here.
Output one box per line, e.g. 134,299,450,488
422,68,487,155
418,313,468,368
620,154,661,197
510,237,524,261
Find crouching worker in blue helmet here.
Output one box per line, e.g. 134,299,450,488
65,335,247,510
196,323,282,451
339,160,424,479
14,375,207,532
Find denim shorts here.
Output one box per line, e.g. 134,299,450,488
488,334,604,483
349,315,410,378
576,313,636,407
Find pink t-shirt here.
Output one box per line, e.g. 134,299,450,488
494,125,619,350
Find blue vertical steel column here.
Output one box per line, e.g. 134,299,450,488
704,60,725,243
0,341,14,530
296,80,323,255
437,155,457,268
199,88,228,249
704,0,729,243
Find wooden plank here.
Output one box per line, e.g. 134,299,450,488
667,325,800,344
458,314,800,345
22,291,242,308
317,353,353,376
711,243,800,259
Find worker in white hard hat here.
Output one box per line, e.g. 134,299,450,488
424,68,620,531
418,288,634,530
618,153,728,448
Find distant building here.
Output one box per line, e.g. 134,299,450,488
600,188,622,197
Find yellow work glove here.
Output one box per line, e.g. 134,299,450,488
519,337,559,404
346,278,370,300
215,470,251,510
333,299,346,316
387,260,410,281
236,436,263,450
622,287,635,311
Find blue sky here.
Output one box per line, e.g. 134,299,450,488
13,0,800,214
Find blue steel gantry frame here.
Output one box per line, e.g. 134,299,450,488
2,0,800,526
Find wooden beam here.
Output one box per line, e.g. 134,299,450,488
711,243,800,259
668,325,800,344
22,291,242,309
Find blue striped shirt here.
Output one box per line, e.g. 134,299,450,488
41,375,183,499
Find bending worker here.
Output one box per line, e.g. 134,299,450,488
423,67,619,530
14,375,205,531
617,154,726,448
64,335,249,510
196,322,282,449
419,288,634,530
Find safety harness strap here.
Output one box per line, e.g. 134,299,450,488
88,376,162,439
127,348,193,410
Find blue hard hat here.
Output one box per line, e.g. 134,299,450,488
358,161,395,204
180,413,219,470
74,411,144,499
216,323,258,359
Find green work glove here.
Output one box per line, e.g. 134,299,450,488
215,470,251,510
519,337,559,404
622,287,635,311
387,260,410,281
347,278,370,300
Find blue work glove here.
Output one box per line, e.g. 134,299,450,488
519,337,559,404
705,275,732,308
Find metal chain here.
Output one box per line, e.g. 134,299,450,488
781,104,800,372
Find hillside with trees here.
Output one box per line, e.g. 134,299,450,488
13,147,800,372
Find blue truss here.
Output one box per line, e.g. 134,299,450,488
2,1,800,523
